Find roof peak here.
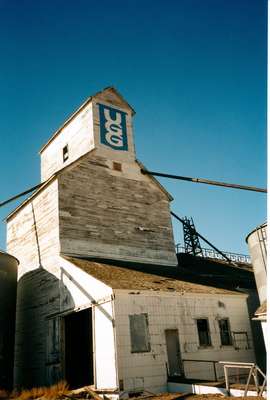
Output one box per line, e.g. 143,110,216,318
39,86,135,154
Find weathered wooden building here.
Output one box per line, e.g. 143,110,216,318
7,87,256,393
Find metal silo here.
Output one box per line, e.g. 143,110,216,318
246,222,267,303
0,250,19,390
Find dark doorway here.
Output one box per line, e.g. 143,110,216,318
65,308,93,388
165,329,184,378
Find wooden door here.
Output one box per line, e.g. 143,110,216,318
165,329,183,377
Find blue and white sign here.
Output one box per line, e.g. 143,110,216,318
98,103,128,151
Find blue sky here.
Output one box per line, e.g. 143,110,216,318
0,0,266,254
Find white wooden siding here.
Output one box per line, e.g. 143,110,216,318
40,103,95,181
94,302,118,390
59,258,118,390
58,153,177,266
114,290,255,393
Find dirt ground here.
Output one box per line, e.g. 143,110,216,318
0,388,265,400
132,393,265,400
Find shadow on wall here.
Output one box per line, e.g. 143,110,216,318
245,289,266,373
14,268,75,389
0,257,17,390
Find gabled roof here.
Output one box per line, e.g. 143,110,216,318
64,256,244,295
7,151,174,220
39,86,135,154
5,174,57,221
6,150,91,221
136,159,173,201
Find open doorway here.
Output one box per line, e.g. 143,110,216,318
165,329,184,378
64,308,94,388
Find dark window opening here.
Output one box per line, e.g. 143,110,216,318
119,379,124,391
63,145,69,162
129,313,151,353
113,162,122,171
219,319,232,346
196,318,211,346
128,392,144,398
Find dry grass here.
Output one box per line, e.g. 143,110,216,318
12,381,69,400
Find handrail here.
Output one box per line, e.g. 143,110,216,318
219,361,266,396
176,244,251,264
182,359,219,381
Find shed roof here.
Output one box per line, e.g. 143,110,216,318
65,256,244,295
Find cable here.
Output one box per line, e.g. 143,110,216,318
0,183,44,208
141,169,267,193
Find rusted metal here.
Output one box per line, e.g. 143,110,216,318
182,217,203,256
171,211,237,266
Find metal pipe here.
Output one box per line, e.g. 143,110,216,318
141,169,267,193
171,211,237,266
0,183,44,208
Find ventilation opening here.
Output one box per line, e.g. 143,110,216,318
63,145,69,162
113,162,122,171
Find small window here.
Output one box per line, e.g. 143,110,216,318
63,145,69,162
113,162,122,171
129,313,151,353
219,319,232,346
196,318,211,346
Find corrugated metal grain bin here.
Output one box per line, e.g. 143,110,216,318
246,222,267,304
0,250,19,390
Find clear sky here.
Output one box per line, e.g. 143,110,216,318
0,0,266,255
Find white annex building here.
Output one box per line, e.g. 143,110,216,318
7,87,256,393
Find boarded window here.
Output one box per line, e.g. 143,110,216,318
219,318,232,346
129,313,151,353
196,319,211,346
232,331,250,350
